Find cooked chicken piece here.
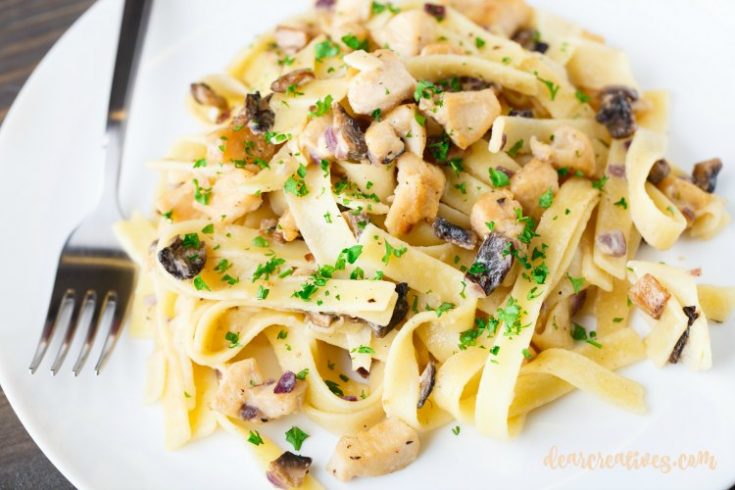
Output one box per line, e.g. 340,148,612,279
327,418,420,481
277,210,300,242
211,359,264,416
510,158,559,220
419,89,501,149
299,115,334,163
658,175,713,226
374,10,438,57
334,0,372,25
267,452,312,490
385,103,426,156
212,360,307,422
470,189,524,240
384,153,445,235
530,126,596,177
420,43,466,55
192,170,262,223
629,273,671,320
346,49,417,116
155,176,199,221
365,120,404,164
447,0,532,36
275,24,311,54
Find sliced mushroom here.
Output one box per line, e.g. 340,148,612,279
470,190,525,240
158,235,206,280
511,27,549,53
432,217,478,250
465,233,515,296
371,282,409,338
629,273,671,320
595,85,638,139
647,158,670,185
669,306,699,364
384,153,445,235
270,69,315,93
416,359,436,409
691,158,723,193
327,418,420,481
267,452,312,490
332,104,368,161
509,108,534,118
596,230,627,257
343,210,370,238
424,3,446,20
190,82,230,122
306,312,343,331
244,92,275,134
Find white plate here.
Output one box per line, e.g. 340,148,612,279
1,0,735,488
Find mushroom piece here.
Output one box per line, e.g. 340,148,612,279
432,217,478,250
190,82,230,122
327,418,420,481
346,49,417,116
158,235,207,280
469,190,525,240
374,10,438,57
595,85,638,139
416,359,436,409
691,158,723,193
424,3,446,20
511,27,549,53
267,452,313,490
332,104,368,161
384,153,446,235
629,273,671,320
465,232,515,296
306,312,344,331
244,92,275,134
669,306,699,364
509,158,559,220
370,282,409,338
596,230,627,257
509,108,534,118
418,89,501,149
647,158,671,185
343,210,370,238
275,24,311,54
270,69,315,93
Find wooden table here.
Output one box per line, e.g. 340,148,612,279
1,0,94,487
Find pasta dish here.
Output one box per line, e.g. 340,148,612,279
116,0,735,487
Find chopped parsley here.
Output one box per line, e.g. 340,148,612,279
336,245,364,269
182,233,201,249
284,166,309,197
286,83,304,97
371,1,400,15
515,209,539,245
314,40,340,61
325,380,344,397
214,259,231,273
192,158,207,168
571,323,602,348
252,257,286,281
538,189,554,209
201,224,214,235
428,132,451,162
535,72,560,101
475,37,486,48
489,168,510,187
613,197,628,209
247,430,264,446
448,157,464,176
341,34,368,51
256,285,270,300
414,111,426,126
351,345,375,355
567,273,585,294
522,348,533,360
575,89,591,104
225,331,240,349
592,175,609,190
192,179,211,205
162,210,173,221
435,302,455,317
251,236,269,248
381,240,407,264
264,131,291,144
371,108,382,121
285,426,309,451
292,281,319,301
505,139,524,158
193,276,210,291
452,426,461,435
295,368,309,380
414,80,442,102
310,94,333,118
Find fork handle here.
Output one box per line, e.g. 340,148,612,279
103,0,153,216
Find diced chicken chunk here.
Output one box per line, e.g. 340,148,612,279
470,189,524,240
299,115,334,163
277,210,300,242
385,153,446,235
629,273,671,320
385,103,426,156
419,89,501,149
365,120,405,164
531,126,596,177
510,158,559,220
193,170,262,223
447,0,532,36
327,418,420,481
347,50,417,115
275,24,311,54
334,0,372,25
374,10,438,57
211,360,306,422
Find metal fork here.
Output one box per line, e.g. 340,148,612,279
29,0,153,376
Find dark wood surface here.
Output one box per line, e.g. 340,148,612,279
0,1,94,488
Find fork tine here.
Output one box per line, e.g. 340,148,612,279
72,291,105,376
93,291,125,375
29,289,74,373
49,291,87,375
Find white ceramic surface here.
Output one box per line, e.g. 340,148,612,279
1,1,734,489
